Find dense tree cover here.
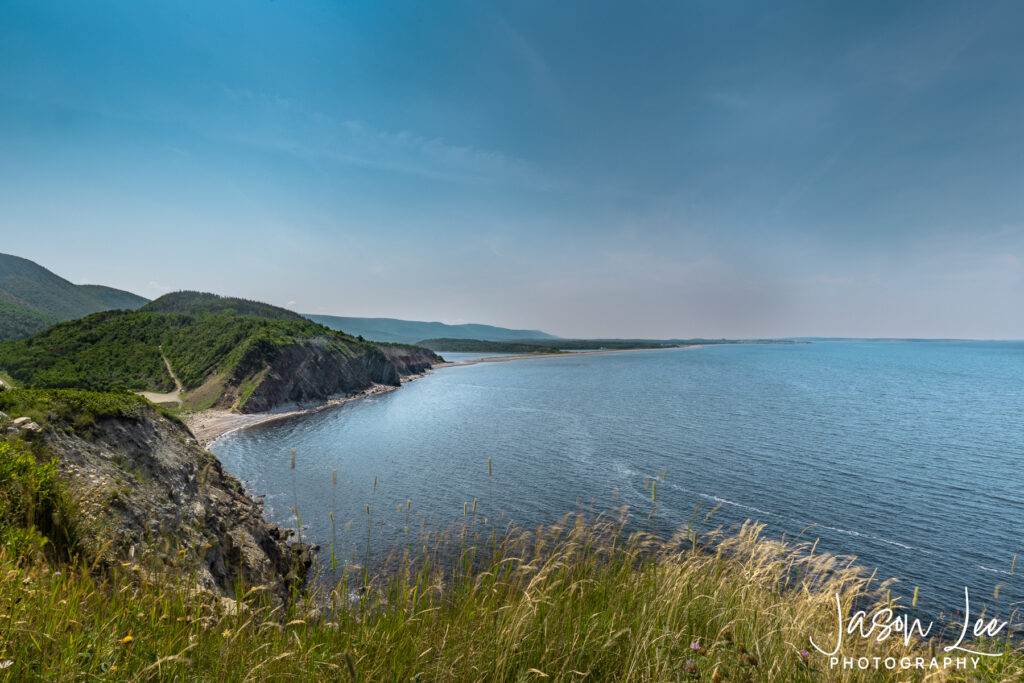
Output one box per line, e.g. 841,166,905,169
0,312,171,391
0,302,58,341
0,307,384,395
141,291,305,321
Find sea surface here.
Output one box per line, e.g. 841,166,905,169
211,341,1024,623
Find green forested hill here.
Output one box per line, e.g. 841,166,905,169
0,301,428,412
141,291,305,321
0,309,358,393
0,253,149,340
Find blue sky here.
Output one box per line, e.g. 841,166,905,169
2,0,1023,338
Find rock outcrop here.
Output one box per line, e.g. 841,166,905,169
232,338,400,413
376,344,444,377
209,340,442,414
41,404,307,599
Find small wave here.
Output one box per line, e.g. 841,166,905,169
705,494,774,518
817,524,922,552
973,564,1013,575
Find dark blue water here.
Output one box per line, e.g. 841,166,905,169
212,342,1024,621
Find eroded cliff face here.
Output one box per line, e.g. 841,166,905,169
377,344,444,377
43,407,307,598
199,338,442,414
231,338,400,413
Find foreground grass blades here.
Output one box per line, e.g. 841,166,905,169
0,511,1019,681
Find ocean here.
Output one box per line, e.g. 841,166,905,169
211,341,1024,623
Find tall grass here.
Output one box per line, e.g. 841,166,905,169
0,503,1019,681
0,437,1019,680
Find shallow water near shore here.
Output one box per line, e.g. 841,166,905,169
211,341,1024,624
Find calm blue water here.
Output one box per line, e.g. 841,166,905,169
212,342,1024,622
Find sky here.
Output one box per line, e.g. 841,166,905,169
2,0,1023,339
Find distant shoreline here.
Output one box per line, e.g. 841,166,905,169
187,346,700,447
434,344,702,367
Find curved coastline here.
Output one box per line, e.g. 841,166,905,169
185,345,703,447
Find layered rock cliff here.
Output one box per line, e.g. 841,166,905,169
377,343,444,377
219,338,400,413
207,340,441,414
30,396,307,598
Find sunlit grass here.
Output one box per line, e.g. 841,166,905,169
0,502,1019,681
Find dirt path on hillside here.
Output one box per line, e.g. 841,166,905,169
137,346,184,406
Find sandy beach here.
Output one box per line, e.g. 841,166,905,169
184,383,402,447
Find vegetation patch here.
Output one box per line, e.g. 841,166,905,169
0,388,179,431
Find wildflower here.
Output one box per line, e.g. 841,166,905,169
120,635,133,644
222,630,232,637
0,661,12,669
799,649,810,658
684,659,697,673
52,572,61,577
109,665,118,672
177,549,186,556
690,641,701,652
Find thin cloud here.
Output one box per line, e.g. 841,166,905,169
214,90,559,190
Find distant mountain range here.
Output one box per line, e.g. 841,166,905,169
0,253,148,340
305,314,558,344
0,254,558,344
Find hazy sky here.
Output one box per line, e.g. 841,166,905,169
2,1,1023,338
